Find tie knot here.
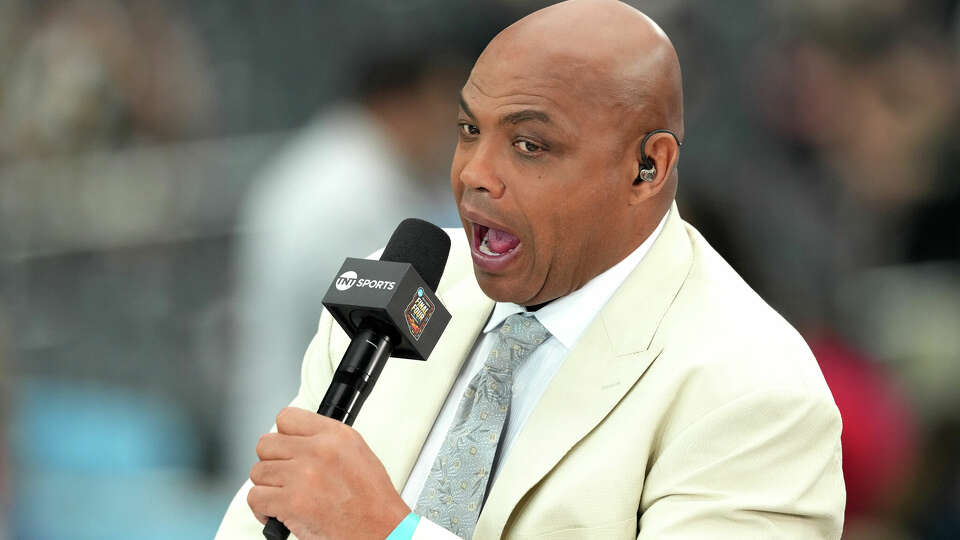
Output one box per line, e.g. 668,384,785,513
499,313,549,344
486,314,550,373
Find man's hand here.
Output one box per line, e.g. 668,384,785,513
247,407,411,540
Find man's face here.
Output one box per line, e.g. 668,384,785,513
451,52,635,305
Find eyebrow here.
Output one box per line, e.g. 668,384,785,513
499,110,551,126
458,93,476,119
458,92,553,127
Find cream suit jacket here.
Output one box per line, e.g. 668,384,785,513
217,206,845,539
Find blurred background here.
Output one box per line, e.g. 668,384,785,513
0,0,957,538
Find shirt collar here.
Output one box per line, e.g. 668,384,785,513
482,210,670,350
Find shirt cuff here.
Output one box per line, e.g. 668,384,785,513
386,513,421,540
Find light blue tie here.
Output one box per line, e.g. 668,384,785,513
414,313,550,538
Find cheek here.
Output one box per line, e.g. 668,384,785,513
541,177,619,246
449,152,466,199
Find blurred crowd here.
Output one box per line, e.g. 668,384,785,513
0,0,957,538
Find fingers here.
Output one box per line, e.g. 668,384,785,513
247,484,284,525
256,432,310,461
275,406,341,436
255,408,354,462
250,459,294,488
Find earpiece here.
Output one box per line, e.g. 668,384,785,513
632,129,683,185
637,166,657,183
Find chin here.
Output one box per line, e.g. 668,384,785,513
473,270,533,305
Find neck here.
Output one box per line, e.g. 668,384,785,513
524,301,552,312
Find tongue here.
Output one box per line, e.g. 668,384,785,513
487,227,520,253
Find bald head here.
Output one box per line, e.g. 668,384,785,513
481,0,684,139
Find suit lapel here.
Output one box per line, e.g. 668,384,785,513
476,205,694,538
477,321,664,538
354,274,494,492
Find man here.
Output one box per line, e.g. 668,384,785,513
217,1,845,538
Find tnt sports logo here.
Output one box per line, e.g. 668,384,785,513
404,287,436,341
335,271,358,291
334,270,396,292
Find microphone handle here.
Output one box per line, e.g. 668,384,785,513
263,326,396,540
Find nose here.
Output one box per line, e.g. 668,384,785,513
457,144,505,198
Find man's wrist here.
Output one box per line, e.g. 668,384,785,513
385,512,421,540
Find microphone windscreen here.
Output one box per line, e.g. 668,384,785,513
380,218,451,291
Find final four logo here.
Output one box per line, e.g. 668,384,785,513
404,287,436,341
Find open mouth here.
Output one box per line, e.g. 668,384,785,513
473,223,521,257
468,221,523,272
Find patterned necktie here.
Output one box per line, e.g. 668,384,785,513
415,313,550,538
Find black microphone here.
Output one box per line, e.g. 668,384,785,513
263,218,452,540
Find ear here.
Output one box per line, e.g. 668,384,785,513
628,131,681,205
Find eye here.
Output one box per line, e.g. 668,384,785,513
458,122,479,137
512,139,545,155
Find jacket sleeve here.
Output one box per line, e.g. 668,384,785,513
636,386,846,539
214,310,339,540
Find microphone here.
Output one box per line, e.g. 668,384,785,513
263,218,452,540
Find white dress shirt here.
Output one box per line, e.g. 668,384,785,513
404,213,669,539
